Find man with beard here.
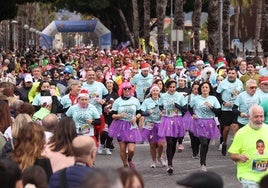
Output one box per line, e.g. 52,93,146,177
228,105,268,188
57,66,75,95
17,74,33,103
216,68,243,156
131,62,153,102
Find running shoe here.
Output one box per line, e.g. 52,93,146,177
167,166,174,174
129,161,135,169
157,157,167,167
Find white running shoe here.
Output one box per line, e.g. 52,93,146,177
157,157,167,167
200,165,207,172
105,148,112,155
218,144,222,151
150,161,156,168
97,145,104,154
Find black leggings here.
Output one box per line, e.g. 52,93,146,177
190,133,210,165
166,137,178,167
100,131,113,149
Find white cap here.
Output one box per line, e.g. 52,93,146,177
24,74,33,83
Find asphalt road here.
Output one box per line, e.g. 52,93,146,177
95,135,241,188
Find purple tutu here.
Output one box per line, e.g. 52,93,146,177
158,116,186,138
141,123,165,143
188,118,221,139
183,111,194,130
108,119,142,143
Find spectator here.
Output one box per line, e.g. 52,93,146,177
117,168,144,188
176,171,224,188
9,122,52,181
0,158,22,188
15,102,35,117
22,165,47,188
49,135,97,188
260,174,268,188
0,95,13,133
42,113,59,142
80,168,123,188
42,117,77,172
2,113,32,158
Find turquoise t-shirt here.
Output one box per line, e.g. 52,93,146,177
66,104,100,136
159,92,186,117
256,88,268,104
82,81,108,114
190,95,220,118
216,78,243,111
141,97,161,125
259,67,268,76
234,91,259,125
60,94,72,109
228,124,268,182
261,100,268,124
130,73,153,102
112,96,141,122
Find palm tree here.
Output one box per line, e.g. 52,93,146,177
261,0,268,52
173,0,184,54
207,0,219,57
132,0,139,49
143,0,150,53
192,0,202,53
230,0,251,39
156,0,168,53
255,0,263,54
222,0,230,50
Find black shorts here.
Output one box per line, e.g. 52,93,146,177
219,111,238,126
237,122,245,129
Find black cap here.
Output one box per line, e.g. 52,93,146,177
176,171,224,188
42,71,50,76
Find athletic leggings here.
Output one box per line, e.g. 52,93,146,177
190,133,210,165
100,131,113,149
166,137,178,167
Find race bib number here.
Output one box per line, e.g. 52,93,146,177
144,121,153,130
78,124,94,136
252,159,268,172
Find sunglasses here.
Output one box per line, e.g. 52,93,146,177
123,87,131,90
249,86,257,89
206,72,211,74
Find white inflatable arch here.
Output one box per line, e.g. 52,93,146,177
40,19,111,50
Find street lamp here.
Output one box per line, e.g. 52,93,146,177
35,30,41,48
29,27,35,47
170,0,173,53
23,24,29,48
219,0,223,52
11,20,18,50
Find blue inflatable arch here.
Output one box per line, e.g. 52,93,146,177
40,19,111,50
